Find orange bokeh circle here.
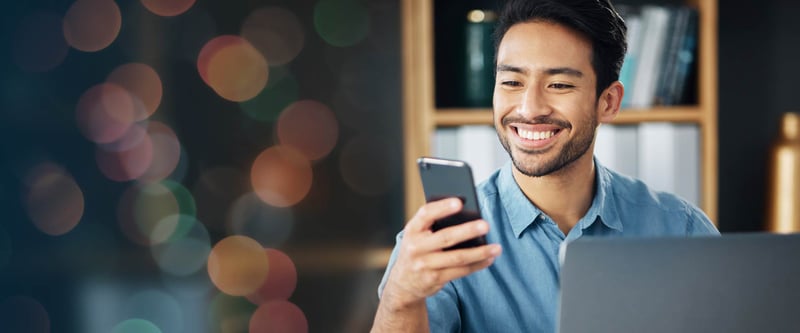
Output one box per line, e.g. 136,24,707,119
250,146,312,207
198,35,268,102
207,235,269,296
140,0,197,17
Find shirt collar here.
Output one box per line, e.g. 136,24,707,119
497,159,624,238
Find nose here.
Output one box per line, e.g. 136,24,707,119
518,85,551,118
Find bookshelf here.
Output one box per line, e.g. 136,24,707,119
400,0,718,223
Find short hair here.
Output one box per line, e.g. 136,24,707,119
493,0,628,97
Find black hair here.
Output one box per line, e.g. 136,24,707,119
493,0,627,97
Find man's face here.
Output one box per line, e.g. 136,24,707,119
493,21,599,177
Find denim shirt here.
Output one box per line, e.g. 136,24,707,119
379,161,719,333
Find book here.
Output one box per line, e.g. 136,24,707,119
432,126,507,184
637,123,700,206
617,5,643,109
666,7,698,105
594,124,639,178
629,5,671,108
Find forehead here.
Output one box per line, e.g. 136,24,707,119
497,21,593,73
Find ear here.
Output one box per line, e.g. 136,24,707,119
597,81,623,123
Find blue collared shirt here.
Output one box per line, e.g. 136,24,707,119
379,161,719,332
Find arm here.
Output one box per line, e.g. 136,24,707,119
371,198,503,332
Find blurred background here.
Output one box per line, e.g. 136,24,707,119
1,0,403,332
2,0,800,332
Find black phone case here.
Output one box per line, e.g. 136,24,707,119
417,157,487,250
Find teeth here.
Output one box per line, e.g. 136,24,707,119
517,128,555,140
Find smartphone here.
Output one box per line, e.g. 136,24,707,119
417,157,487,250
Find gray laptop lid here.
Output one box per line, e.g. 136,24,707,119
558,233,800,333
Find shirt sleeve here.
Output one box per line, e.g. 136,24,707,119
685,205,721,236
377,231,404,298
426,281,461,333
377,231,462,332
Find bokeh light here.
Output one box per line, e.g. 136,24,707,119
0,296,50,333
249,300,308,333
208,293,256,333
96,127,154,181
12,11,69,72
228,192,294,248
198,35,268,102
118,181,196,246
240,66,298,123
250,146,312,207
76,83,137,144
151,214,211,276
134,183,179,244
277,100,339,161
149,181,196,244
314,0,371,47
23,162,84,236
107,63,163,120
138,121,183,183
112,319,162,333
246,249,297,304
339,135,400,196
192,166,248,232
98,121,149,152
197,35,240,85
122,290,183,333
241,7,305,66
207,235,269,296
140,0,196,17
63,0,122,52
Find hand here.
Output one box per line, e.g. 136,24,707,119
382,197,503,309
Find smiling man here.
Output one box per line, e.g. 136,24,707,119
372,1,719,332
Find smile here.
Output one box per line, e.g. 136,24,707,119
516,128,558,141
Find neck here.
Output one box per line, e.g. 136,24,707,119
513,153,596,235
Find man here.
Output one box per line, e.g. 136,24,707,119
372,0,719,332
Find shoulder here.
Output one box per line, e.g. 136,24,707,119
600,166,718,235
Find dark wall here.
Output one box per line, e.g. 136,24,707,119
717,0,800,232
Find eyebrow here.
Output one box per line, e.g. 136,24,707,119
496,64,584,77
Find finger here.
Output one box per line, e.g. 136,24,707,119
405,197,463,233
413,219,488,252
404,219,488,253
428,256,498,285
418,243,502,271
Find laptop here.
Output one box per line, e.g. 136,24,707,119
557,233,800,333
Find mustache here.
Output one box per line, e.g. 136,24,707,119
501,115,571,129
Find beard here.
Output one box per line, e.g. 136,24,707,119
496,113,597,177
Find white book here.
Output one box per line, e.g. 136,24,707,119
432,127,459,160
637,122,700,206
457,125,505,184
594,124,639,178
629,5,671,108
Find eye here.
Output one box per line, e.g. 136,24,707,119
500,80,522,87
549,83,574,89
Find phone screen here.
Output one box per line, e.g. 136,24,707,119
417,157,487,250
